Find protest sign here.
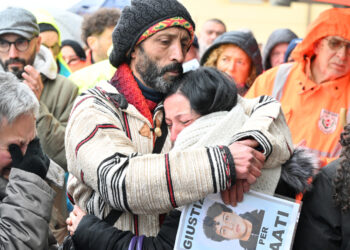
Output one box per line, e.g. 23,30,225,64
175,191,301,250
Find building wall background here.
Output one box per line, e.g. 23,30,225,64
181,0,332,46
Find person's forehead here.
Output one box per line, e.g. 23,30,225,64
203,21,225,32
0,33,23,40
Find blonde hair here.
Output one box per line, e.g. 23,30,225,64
203,44,257,87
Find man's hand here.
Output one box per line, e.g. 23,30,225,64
9,137,49,179
228,139,265,184
22,65,44,100
221,179,250,207
66,205,87,236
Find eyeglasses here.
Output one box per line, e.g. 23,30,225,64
0,38,31,53
325,37,350,54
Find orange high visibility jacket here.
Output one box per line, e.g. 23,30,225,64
246,8,350,166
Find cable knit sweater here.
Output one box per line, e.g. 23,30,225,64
173,95,293,195
66,77,292,236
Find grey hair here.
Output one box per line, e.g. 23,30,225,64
0,72,39,126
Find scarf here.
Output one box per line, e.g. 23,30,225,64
110,63,159,125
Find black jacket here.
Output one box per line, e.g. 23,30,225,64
293,159,350,250
239,210,265,250
73,210,181,250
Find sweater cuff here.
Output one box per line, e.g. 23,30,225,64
206,146,236,192
230,130,272,159
220,146,236,188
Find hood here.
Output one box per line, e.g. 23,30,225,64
31,8,71,77
262,28,297,70
292,8,350,62
200,30,263,76
34,45,58,80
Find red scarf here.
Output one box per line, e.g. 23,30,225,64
110,63,156,126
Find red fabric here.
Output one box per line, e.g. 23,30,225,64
110,63,154,126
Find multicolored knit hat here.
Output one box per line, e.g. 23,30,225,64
109,0,195,68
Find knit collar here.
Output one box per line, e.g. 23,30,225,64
134,76,164,104
110,63,157,125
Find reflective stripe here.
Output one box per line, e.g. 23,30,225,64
307,143,342,158
272,63,293,101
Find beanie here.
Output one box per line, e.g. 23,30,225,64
109,0,195,68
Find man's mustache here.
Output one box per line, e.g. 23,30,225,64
160,62,183,75
5,58,26,68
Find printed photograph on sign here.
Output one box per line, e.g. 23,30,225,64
174,191,301,250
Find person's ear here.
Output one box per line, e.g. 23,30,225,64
313,39,323,56
130,46,138,59
86,36,97,50
35,36,42,54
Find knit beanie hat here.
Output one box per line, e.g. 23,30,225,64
200,30,263,76
109,0,195,68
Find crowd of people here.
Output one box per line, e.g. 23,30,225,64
0,1,349,249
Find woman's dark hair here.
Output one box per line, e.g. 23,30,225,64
334,124,350,212
61,39,86,60
167,67,238,116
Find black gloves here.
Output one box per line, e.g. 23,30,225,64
9,137,50,179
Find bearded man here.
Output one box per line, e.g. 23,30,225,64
65,0,295,240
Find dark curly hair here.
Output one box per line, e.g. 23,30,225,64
81,8,121,46
334,124,350,212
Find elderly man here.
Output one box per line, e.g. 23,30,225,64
246,8,350,167
0,72,64,249
66,0,297,242
198,18,226,57
0,7,78,243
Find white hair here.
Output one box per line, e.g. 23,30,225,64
0,72,39,126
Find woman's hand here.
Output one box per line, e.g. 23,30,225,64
66,205,87,235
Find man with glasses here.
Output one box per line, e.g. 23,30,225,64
246,8,350,167
0,7,78,244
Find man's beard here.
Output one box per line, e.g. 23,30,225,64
135,46,183,94
0,53,36,79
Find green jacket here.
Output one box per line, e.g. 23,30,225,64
35,45,79,171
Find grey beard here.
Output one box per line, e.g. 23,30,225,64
135,45,183,94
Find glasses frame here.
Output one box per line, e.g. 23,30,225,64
325,37,350,55
0,38,32,53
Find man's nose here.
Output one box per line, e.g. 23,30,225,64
8,44,19,58
170,42,185,63
336,45,347,60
